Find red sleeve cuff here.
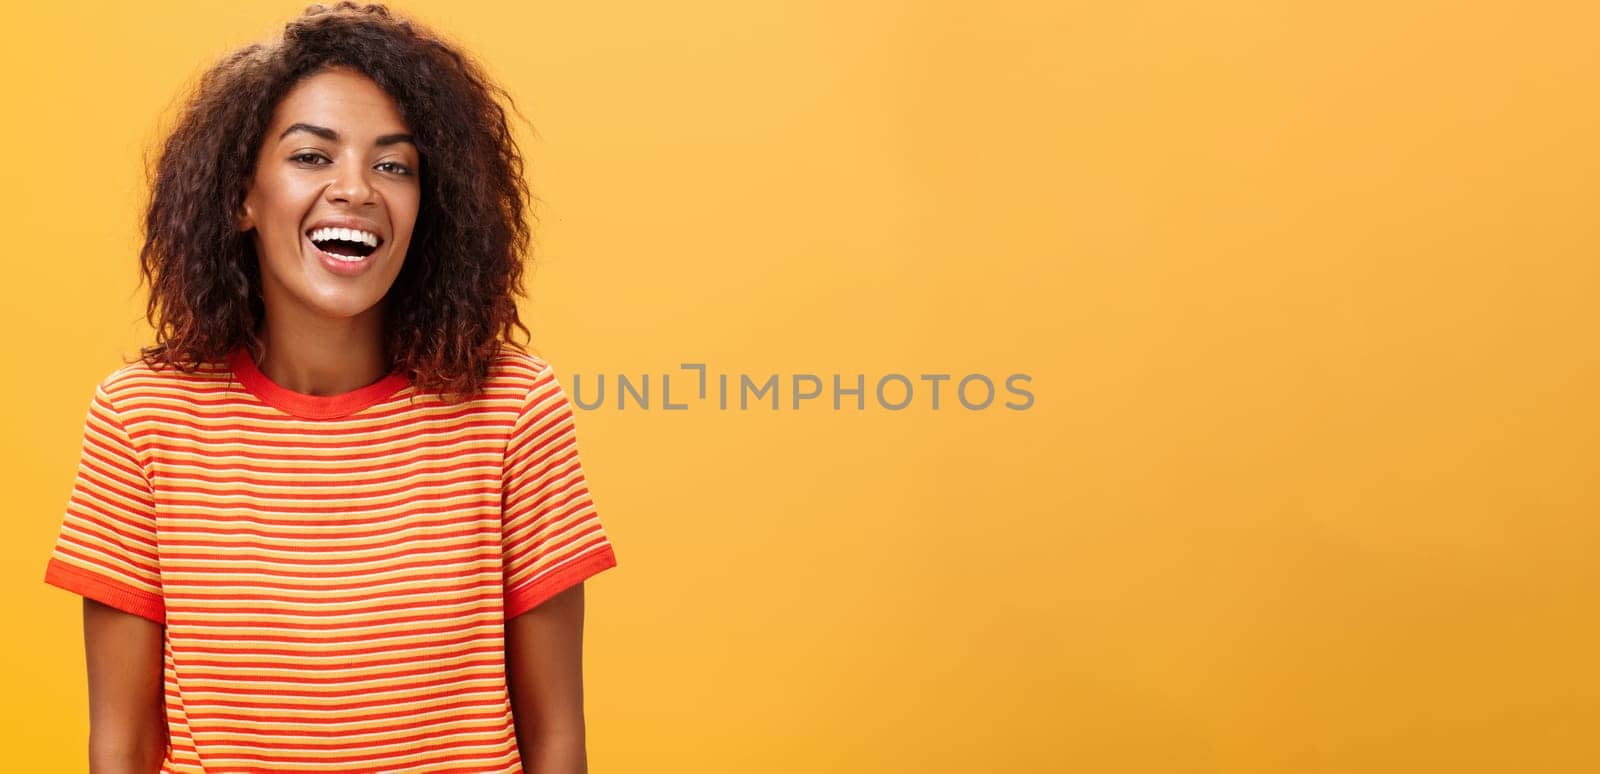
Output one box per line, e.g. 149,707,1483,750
504,544,618,621
45,557,165,626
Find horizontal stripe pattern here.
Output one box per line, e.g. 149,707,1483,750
43,347,617,772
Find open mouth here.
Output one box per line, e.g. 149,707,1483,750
306,226,384,260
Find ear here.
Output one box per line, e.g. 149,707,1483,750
236,192,255,232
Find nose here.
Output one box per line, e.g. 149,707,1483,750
325,158,376,206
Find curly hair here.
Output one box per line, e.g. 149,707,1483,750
135,1,535,402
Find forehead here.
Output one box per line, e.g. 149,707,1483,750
269,67,409,137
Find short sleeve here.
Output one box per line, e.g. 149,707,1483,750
43,380,165,625
501,362,618,620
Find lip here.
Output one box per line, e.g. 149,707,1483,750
305,215,387,243
304,230,382,277
303,215,386,278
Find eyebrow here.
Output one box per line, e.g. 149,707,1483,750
280,122,415,147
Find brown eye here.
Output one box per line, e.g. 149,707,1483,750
291,153,329,165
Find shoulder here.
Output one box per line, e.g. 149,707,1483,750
487,345,563,396
94,353,230,408
486,346,590,425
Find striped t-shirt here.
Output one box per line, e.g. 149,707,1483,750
43,344,618,772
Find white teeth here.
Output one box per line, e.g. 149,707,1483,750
309,226,379,247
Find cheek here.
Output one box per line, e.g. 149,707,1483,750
391,189,423,239
254,179,314,228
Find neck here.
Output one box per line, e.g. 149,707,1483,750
250,313,391,397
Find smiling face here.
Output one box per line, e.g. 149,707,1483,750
237,66,421,329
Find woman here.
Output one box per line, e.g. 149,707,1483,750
42,4,618,772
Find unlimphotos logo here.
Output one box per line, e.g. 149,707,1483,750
569,364,1034,411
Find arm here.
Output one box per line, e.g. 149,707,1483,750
506,582,590,774
83,598,167,773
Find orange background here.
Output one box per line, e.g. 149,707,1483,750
2,2,1596,772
